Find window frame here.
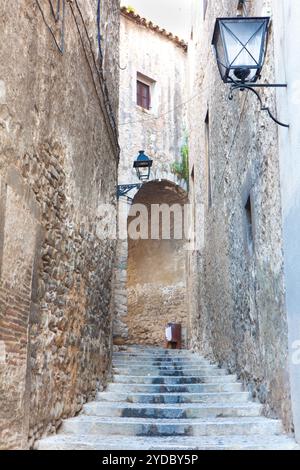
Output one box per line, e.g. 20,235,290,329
205,110,212,208
243,191,256,256
137,80,151,110
203,0,209,20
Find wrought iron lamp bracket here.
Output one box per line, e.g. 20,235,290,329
228,82,289,128
117,183,143,199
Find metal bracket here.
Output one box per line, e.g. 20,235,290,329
117,184,143,199
228,83,289,128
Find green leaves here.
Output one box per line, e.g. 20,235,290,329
171,135,189,185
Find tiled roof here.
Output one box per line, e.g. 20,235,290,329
120,6,188,52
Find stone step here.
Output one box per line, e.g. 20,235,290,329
113,351,201,356
113,359,213,365
113,363,221,369
114,357,203,362
35,347,298,450
107,382,243,394
117,346,162,348
96,391,251,404
112,361,211,368
113,352,206,358
113,353,198,359
114,374,238,384
59,416,282,437
83,402,263,419
114,351,201,354
35,434,300,450
113,367,228,376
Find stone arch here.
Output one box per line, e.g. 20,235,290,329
113,179,189,347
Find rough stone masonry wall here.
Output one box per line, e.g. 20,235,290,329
125,182,188,347
118,13,188,188
126,280,187,347
0,0,120,449
188,0,292,430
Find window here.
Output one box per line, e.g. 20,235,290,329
205,110,212,207
191,166,195,181
237,0,246,16
245,195,254,251
191,166,196,244
137,80,151,110
203,0,209,20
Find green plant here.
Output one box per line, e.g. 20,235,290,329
171,135,189,185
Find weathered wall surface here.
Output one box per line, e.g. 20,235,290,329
113,10,188,345
125,182,188,347
0,0,120,449
188,0,292,430
126,283,187,346
118,10,188,188
272,0,300,442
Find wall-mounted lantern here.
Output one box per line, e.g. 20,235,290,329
117,150,153,200
212,16,289,128
133,150,153,181
212,17,269,84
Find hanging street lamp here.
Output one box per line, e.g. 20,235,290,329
117,150,153,200
133,150,153,181
212,17,270,84
212,16,289,127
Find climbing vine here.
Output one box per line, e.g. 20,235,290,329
171,134,189,185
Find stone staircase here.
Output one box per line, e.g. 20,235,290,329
36,346,299,450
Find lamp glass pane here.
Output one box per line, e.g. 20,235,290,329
214,26,227,77
221,20,265,67
138,168,149,180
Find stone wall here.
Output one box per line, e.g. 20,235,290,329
187,0,292,430
118,10,188,188
0,0,120,449
126,283,187,346
272,0,300,442
124,181,188,347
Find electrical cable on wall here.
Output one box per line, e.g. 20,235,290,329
118,78,218,128
74,0,117,134
35,0,118,141
35,0,65,54
69,0,119,149
48,0,60,22
97,0,103,66
119,91,202,127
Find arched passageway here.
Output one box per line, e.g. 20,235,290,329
125,180,189,346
